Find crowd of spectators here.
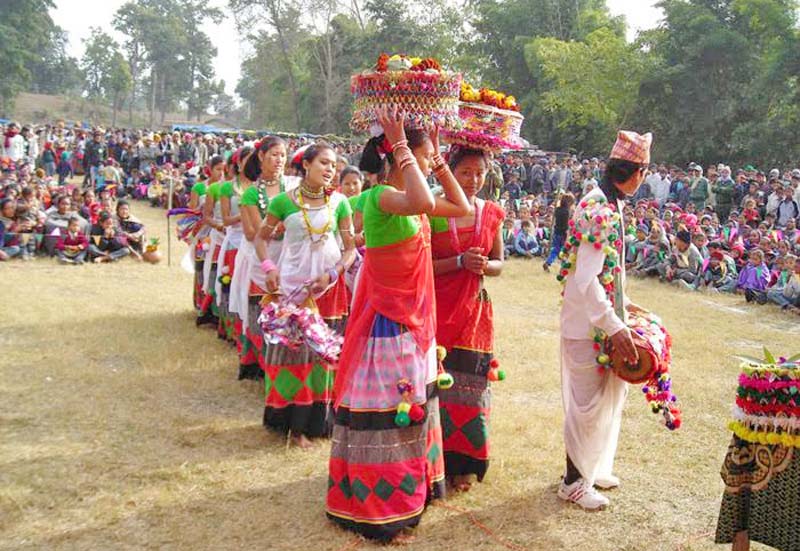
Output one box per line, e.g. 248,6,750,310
2,119,799,314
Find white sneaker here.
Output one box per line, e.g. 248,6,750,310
558,478,610,510
594,475,620,490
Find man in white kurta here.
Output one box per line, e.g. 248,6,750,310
557,130,652,510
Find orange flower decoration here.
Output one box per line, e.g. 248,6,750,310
376,53,389,72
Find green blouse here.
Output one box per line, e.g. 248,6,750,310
190,182,207,197
362,185,420,248
267,191,352,223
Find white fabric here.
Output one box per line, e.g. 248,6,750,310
648,174,670,206
4,134,25,162
559,186,631,487
275,193,344,300
560,187,627,340
214,225,243,306
561,337,627,486
202,228,224,292
229,236,282,327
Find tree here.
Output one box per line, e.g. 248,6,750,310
114,0,221,126
232,0,309,130
0,0,65,115
529,27,648,154
81,28,133,126
28,28,83,96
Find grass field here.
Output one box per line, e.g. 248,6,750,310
1,198,798,551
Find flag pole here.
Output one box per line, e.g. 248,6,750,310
167,176,174,267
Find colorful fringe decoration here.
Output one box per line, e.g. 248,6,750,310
167,207,203,243
728,351,800,449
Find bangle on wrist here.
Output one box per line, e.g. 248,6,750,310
456,254,463,269
260,259,277,273
392,139,408,150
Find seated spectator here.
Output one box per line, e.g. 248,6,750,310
692,230,709,259
89,211,130,263
513,220,540,258
501,218,515,257
55,216,89,265
0,198,23,261
626,224,650,269
660,230,703,288
44,196,88,255
14,202,37,259
766,254,800,311
79,189,100,225
115,200,145,254
737,248,770,302
742,198,761,228
696,250,738,293
635,223,671,277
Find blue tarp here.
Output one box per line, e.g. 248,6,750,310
171,124,234,134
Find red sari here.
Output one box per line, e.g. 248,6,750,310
431,200,504,481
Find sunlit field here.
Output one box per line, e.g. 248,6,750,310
1,198,797,551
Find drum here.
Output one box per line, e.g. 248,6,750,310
608,311,669,384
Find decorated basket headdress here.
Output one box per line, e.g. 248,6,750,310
350,54,463,136
440,81,528,154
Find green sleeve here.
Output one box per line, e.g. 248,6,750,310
267,192,291,220
429,216,449,234
219,181,234,198
336,195,353,223
355,191,367,213
240,185,259,207
191,182,207,196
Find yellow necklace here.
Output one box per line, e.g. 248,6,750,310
297,189,333,236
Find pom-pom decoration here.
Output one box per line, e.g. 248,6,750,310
394,377,424,427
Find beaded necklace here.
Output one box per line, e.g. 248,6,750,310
297,188,333,240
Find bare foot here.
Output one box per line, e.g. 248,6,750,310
292,433,313,449
390,533,415,546
93,257,104,264
449,475,473,492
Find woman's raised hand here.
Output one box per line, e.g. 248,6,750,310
376,105,407,147
429,124,441,154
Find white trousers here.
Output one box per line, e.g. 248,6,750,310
560,337,627,486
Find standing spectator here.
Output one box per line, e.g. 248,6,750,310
41,142,57,176
137,135,159,175
543,192,574,271
83,129,108,188
178,133,196,164
688,164,710,210
776,183,799,229
3,122,26,162
712,166,736,221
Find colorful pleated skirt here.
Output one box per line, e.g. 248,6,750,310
326,314,445,541
439,348,492,482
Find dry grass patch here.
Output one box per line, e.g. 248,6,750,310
1,199,797,551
